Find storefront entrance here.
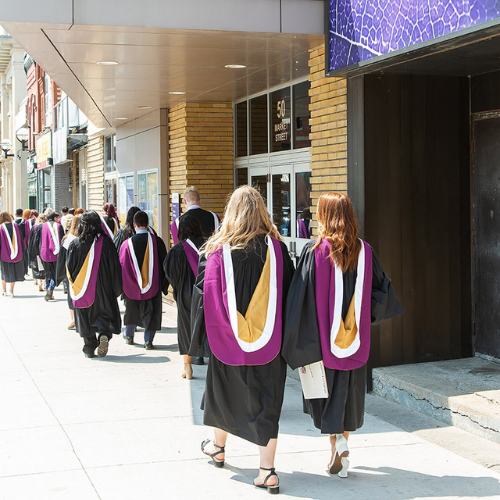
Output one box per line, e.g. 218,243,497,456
472,116,500,360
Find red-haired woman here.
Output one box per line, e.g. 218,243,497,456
101,202,120,239
283,192,403,478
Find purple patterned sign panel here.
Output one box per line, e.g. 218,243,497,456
328,0,500,73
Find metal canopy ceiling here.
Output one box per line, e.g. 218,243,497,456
1,4,323,128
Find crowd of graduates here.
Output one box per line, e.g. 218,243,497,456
0,186,402,494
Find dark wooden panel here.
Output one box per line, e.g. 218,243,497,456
471,71,500,114
363,73,472,369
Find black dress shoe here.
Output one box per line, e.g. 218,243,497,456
125,336,134,345
144,341,154,350
192,357,205,365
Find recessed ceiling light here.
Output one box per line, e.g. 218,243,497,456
169,91,186,95
137,106,152,109
225,64,246,69
115,117,128,120
96,61,119,65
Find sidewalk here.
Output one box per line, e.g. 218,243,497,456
1,279,499,500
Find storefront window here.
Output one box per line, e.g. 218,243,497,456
272,174,290,237
293,81,311,149
105,178,117,206
118,175,134,225
235,101,248,157
296,172,312,239
138,171,158,230
271,88,291,152
104,135,116,173
250,95,268,155
236,168,248,187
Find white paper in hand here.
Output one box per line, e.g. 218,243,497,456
298,361,329,399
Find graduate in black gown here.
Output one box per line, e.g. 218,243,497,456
282,192,403,478
119,210,168,349
190,186,294,494
101,202,120,239
56,215,81,330
0,211,25,297
163,215,205,379
66,211,122,358
30,211,65,301
113,206,141,253
170,186,220,244
28,212,45,291
22,209,35,276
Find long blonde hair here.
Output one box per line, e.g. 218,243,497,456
204,185,282,256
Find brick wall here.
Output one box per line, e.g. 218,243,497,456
308,44,348,232
167,102,234,230
87,136,104,210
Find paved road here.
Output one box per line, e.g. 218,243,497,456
1,279,499,499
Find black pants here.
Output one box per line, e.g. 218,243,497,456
82,331,111,355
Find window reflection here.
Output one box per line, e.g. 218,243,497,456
236,102,248,157
250,95,268,155
236,168,248,187
293,81,311,149
296,172,312,238
251,175,268,206
273,174,290,237
271,88,291,152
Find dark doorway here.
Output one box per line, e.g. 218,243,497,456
359,74,472,370
473,117,500,360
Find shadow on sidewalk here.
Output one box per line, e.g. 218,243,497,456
101,354,170,364
220,464,500,499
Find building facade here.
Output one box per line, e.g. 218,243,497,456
2,0,499,369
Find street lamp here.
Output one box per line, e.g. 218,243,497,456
0,139,14,159
16,128,29,151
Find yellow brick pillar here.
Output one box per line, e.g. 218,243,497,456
167,102,234,243
309,44,348,234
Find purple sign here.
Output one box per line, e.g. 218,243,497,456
328,0,500,74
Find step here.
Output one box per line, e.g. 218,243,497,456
372,357,500,444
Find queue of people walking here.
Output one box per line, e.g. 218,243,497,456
0,186,402,495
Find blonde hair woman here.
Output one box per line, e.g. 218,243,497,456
283,193,403,478
190,186,295,494
56,215,82,330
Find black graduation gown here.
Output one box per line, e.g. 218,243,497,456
0,222,25,283
190,234,295,446
67,236,123,338
122,233,168,331
103,215,119,235
14,219,29,274
30,222,65,282
178,208,218,239
282,241,404,434
27,225,45,280
113,228,132,253
163,237,205,355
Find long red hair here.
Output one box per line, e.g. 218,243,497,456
312,192,361,272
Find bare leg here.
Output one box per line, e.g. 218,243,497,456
2,280,6,293
10,282,15,294
202,427,227,461
70,309,75,321
329,431,350,465
182,354,193,379
254,438,278,486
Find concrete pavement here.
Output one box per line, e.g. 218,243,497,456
1,278,500,500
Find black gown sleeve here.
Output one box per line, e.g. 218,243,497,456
370,248,404,325
105,237,123,297
189,256,208,356
113,230,125,253
282,242,323,370
29,225,42,260
55,246,67,286
156,236,169,295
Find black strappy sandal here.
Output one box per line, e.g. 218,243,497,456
201,439,225,468
255,467,280,495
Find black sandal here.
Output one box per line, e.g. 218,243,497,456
201,439,225,468
255,467,280,495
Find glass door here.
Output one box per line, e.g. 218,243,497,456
250,167,269,206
